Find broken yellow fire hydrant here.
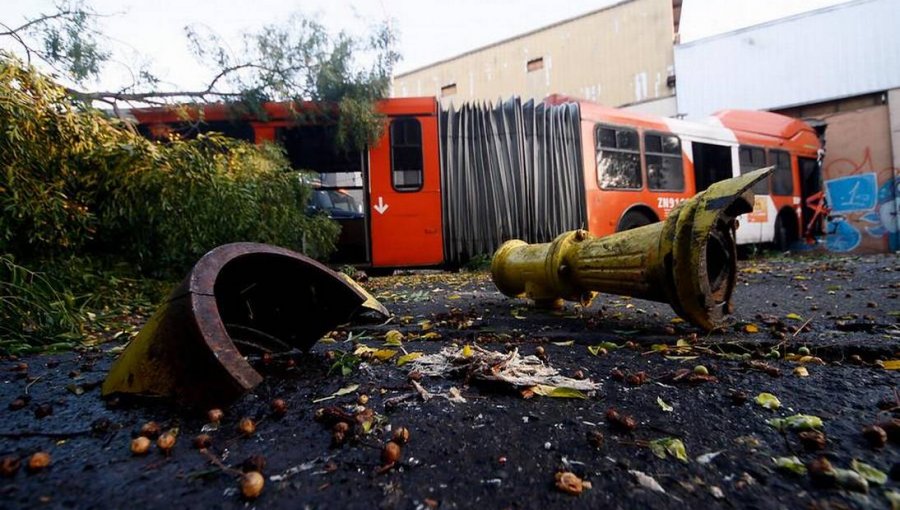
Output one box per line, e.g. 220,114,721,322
491,167,773,330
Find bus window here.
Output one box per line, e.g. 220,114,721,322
645,132,684,191
596,125,641,189
693,142,733,192
739,146,769,194
391,117,424,191
769,149,793,196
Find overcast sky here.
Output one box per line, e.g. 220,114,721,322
3,0,849,92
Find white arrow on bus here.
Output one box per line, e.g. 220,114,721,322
373,196,389,215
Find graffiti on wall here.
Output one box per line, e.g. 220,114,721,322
822,148,899,252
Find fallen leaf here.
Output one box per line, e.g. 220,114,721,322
419,320,433,331
373,349,398,361
670,317,684,324
552,340,574,346
793,366,809,377
766,414,824,431
396,352,423,366
530,385,588,399
462,344,473,357
785,313,803,321
384,330,404,346
656,396,674,412
773,456,807,475
649,437,688,462
851,459,887,485
629,470,666,493
312,383,360,403
755,392,781,410
421,332,441,340
743,323,759,333
883,360,900,370
885,490,900,510
834,468,869,493
696,451,723,465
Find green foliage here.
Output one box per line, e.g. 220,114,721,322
0,56,338,277
0,255,84,353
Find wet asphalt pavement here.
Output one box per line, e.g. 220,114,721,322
1,253,898,509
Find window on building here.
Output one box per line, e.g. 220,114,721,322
391,117,423,191
644,132,683,191
768,149,793,196
596,125,641,189
526,57,544,72
440,83,457,97
739,145,769,194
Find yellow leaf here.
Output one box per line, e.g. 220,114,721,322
657,396,674,412
312,383,359,403
552,340,574,346
384,329,404,346
421,331,441,340
755,392,781,410
675,339,691,347
785,313,803,321
529,385,587,399
883,360,900,370
793,366,809,377
670,317,685,324
353,345,377,356
397,352,423,366
743,323,759,333
373,349,397,361
419,320,433,331
462,344,473,357
448,294,461,300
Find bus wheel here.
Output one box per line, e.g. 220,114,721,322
773,212,798,252
617,210,656,232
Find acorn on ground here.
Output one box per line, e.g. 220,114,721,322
382,441,402,465
26,452,51,473
240,471,264,499
131,436,151,455
238,418,256,437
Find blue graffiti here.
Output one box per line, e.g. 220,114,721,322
825,216,861,252
824,174,877,213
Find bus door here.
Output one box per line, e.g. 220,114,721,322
798,156,823,236
367,115,443,267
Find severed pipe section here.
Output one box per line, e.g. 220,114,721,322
102,243,385,407
491,167,774,330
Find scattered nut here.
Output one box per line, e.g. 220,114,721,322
207,408,224,424
793,366,809,377
586,430,604,449
534,346,545,356
610,368,625,381
357,394,369,405
555,471,584,495
848,354,863,365
130,436,151,455
572,369,585,380
382,441,402,465
730,390,748,405
333,422,350,434
271,398,287,417
26,452,51,473
157,432,176,454
392,426,410,445
139,421,161,439
693,365,709,376
798,430,827,451
797,346,811,356
0,456,21,477
877,418,900,443
8,398,26,411
862,424,887,448
240,471,265,499
331,430,347,447
192,433,212,449
408,371,423,382
605,408,637,431
241,455,267,473
807,457,835,487
238,418,256,437
34,403,53,419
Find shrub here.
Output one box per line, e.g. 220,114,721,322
0,54,338,275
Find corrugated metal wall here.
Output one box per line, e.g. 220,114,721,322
674,0,900,118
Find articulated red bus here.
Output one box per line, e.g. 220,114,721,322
131,95,822,270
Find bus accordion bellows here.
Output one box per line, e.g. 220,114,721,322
130,95,822,270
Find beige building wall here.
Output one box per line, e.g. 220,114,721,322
392,0,676,114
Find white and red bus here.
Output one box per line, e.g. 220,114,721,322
131,95,822,269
